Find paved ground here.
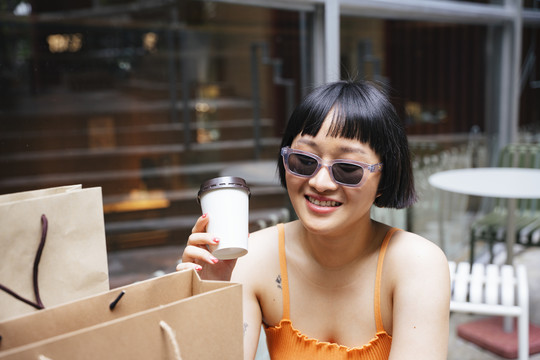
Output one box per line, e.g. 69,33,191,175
108,244,540,359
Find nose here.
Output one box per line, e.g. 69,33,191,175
308,165,338,191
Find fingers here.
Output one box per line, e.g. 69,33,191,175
178,213,220,270
182,243,219,265
177,214,236,281
184,213,220,255
186,232,220,248
192,212,210,233
176,261,202,272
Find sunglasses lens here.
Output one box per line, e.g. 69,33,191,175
287,153,318,176
283,148,369,186
332,162,364,185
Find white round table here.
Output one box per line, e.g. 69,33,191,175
429,167,540,264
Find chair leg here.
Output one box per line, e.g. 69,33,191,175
517,265,530,360
518,312,529,360
470,230,476,265
489,238,495,264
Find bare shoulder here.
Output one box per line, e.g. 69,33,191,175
384,229,450,358
385,230,449,282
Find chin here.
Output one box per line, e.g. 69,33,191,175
297,212,342,234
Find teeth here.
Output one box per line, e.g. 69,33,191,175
308,196,340,207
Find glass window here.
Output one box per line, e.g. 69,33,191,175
341,16,490,242
523,0,539,9
0,1,308,249
520,24,540,140
341,17,486,137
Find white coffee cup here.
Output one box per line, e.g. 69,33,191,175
198,176,250,260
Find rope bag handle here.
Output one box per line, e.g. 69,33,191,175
0,214,47,310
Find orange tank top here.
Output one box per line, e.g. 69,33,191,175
264,224,398,360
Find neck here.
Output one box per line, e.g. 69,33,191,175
298,219,382,270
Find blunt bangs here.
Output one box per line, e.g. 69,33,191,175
278,80,417,209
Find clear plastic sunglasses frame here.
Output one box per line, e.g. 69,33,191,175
281,146,383,188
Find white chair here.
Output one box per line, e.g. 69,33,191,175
449,261,529,360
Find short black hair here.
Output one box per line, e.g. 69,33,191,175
278,80,417,209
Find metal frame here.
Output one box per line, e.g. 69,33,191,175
27,0,539,148
173,0,535,156
211,0,537,152
336,0,525,151
340,0,516,24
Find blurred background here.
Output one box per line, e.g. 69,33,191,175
2,1,540,358
0,0,538,273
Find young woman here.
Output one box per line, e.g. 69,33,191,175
178,80,450,359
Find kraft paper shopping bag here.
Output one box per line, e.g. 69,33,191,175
0,185,109,321
0,270,243,360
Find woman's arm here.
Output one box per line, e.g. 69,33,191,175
231,226,278,360
388,233,451,360
232,263,263,360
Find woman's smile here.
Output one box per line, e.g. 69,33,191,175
305,194,343,214
305,195,342,207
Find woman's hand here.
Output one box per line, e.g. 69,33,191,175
176,214,237,281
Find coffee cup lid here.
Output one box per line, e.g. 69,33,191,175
197,176,251,203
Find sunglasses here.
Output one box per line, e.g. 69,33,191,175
281,146,383,187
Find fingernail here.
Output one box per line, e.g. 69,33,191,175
213,237,220,244
210,257,219,264
201,213,208,219
194,264,202,271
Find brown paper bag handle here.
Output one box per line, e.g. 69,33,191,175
108,290,126,310
33,322,183,360
160,320,183,360
0,214,47,310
